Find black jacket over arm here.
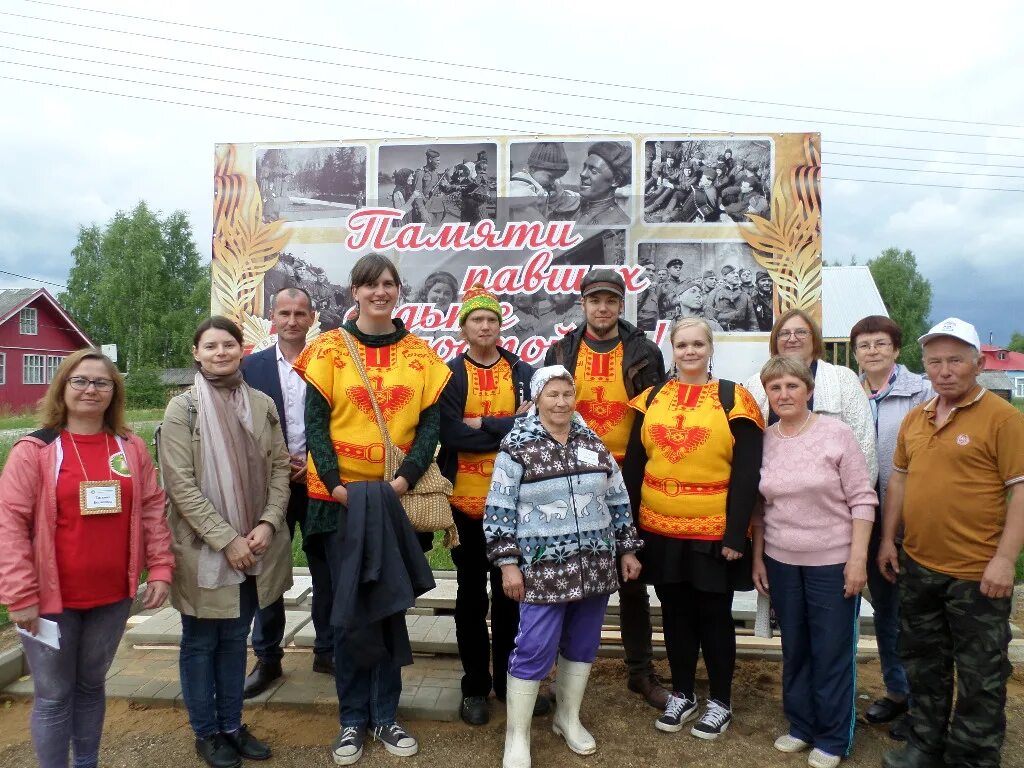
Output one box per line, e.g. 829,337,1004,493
328,482,436,669
437,347,534,485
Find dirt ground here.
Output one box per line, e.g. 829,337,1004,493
0,652,1022,768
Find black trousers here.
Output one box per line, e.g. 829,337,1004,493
451,509,520,699
251,483,335,660
654,582,736,705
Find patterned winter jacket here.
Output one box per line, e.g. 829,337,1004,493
483,412,642,604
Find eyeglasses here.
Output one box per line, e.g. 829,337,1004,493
67,376,114,392
777,329,810,340
855,341,893,352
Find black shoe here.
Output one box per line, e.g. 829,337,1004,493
460,695,489,725
889,712,912,742
313,653,336,675
222,725,272,761
195,734,241,768
242,660,282,699
866,696,909,724
882,744,945,768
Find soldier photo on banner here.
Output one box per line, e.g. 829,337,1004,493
636,241,773,333
254,144,367,223
506,140,633,225
377,142,497,226
643,138,772,224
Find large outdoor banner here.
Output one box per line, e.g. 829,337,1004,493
211,133,821,380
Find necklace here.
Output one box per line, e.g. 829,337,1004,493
775,411,813,439
67,431,113,481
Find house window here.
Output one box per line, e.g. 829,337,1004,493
19,307,38,335
1015,377,1024,399
23,354,45,384
0,353,5,385
46,355,65,383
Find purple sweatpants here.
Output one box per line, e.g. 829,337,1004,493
508,594,610,681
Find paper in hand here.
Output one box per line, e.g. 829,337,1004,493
17,617,61,650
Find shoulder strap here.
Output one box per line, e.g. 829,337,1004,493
719,378,735,416
339,329,394,448
645,380,669,408
154,392,197,465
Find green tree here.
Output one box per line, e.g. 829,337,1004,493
1008,332,1024,353
868,247,933,371
60,202,209,373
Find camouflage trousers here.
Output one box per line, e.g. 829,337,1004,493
898,553,1012,768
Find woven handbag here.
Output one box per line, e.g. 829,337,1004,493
340,330,459,548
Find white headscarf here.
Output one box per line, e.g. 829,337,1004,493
530,364,573,401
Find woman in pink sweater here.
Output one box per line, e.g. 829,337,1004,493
751,356,877,768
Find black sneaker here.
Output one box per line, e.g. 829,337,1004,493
461,695,489,725
195,733,241,768
690,699,732,740
331,725,366,766
372,722,418,757
655,692,698,733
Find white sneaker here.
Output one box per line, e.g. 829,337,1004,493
690,699,732,740
808,747,841,768
774,733,812,753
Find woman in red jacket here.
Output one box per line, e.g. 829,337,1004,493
0,348,174,768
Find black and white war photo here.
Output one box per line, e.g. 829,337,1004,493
377,142,497,226
636,241,774,333
255,144,367,223
643,138,772,224
506,140,633,225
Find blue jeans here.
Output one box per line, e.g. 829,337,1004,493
323,530,403,728
252,484,334,660
179,578,258,739
866,536,910,698
765,557,860,758
21,598,132,768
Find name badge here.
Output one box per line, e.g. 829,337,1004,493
576,447,600,466
80,481,122,516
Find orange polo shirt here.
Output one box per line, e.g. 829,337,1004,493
893,386,1024,580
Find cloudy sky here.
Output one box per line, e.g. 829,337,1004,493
1,0,1022,344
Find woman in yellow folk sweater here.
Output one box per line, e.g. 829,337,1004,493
293,253,451,766
622,318,764,740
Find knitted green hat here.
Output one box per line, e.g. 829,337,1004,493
458,283,502,326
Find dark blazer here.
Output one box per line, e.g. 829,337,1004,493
242,346,288,440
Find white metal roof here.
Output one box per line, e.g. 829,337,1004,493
822,266,888,340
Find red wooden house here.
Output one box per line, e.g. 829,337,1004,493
0,288,94,411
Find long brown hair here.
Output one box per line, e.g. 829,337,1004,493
37,348,129,436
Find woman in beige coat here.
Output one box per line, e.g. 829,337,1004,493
160,316,292,768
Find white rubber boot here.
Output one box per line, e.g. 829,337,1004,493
551,656,596,755
503,675,539,768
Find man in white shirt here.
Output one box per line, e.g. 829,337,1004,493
242,287,335,697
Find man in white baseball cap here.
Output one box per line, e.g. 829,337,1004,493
877,317,1024,768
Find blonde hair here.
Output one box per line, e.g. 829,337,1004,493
670,317,715,355
37,348,129,436
759,355,815,391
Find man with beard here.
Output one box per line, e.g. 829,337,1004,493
412,149,451,226
545,269,669,710
752,271,774,332
710,268,757,331
576,141,632,225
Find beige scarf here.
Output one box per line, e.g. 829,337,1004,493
194,370,269,589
